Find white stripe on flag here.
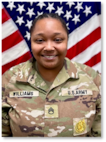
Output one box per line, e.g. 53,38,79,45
71,39,101,63
2,40,29,65
67,14,101,49
2,19,18,39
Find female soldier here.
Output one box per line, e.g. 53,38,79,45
2,13,101,137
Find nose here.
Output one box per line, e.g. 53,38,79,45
44,41,55,51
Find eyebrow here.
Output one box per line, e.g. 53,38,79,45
34,33,62,37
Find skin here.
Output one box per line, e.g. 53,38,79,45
31,18,68,82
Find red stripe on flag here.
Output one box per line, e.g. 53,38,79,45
2,7,10,23
66,27,101,59
2,30,24,52
84,52,101,67
2,51,32,74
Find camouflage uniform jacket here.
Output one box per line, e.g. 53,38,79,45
2,57,101,137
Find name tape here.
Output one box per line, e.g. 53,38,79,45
9,91,39,97
61,88,92,96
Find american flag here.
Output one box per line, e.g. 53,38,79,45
2,1,101,74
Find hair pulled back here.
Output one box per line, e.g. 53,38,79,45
30,13,69,36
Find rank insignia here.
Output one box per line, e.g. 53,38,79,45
73,118,87,136
45,105,58,118
48,107,54,114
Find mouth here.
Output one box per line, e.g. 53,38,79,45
41,55,57,60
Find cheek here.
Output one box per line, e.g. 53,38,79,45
31,46,40,59
31,42,41,54
58,42,67,55
31,46,37,55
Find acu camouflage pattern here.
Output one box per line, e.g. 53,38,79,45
2,57,101,137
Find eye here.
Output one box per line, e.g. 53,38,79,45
54,38,63,43
35,39,44,43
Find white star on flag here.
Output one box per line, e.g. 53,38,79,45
25,31,30,41
36,11,43,18
29,0,36,6
16,16,25,26
66,23,70,30
83,6,92,17
7,1,16,11
66,2,75,9
72,14,80,25
46,3,55,13
16,4,25,15
75,2,83,12
25,20,32,30
64,10,72,21
37,2,46,10
55,6,64,16
26,8,35,18
60,2,63,5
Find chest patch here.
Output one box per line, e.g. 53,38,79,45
61,88,92,96
9,91,39,97
45,105,58,118
73,118,87,136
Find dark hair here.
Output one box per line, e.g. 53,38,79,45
30,13,69,36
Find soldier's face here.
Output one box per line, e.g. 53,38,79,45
31,18,68,70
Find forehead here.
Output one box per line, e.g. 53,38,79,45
33,18,65,32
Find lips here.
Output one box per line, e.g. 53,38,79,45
41,55,57,60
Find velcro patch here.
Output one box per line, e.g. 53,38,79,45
45,105,58,118
9,91,39,97
73,117,87,136
61,88,92,96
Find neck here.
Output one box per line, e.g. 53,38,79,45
36,63,64,82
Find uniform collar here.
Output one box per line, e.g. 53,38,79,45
16,57,36,82
64,57,79,79
16,57,79,91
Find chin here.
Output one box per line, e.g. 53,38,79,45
44,65,57,70
44,64,61,70
43,63,59,70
